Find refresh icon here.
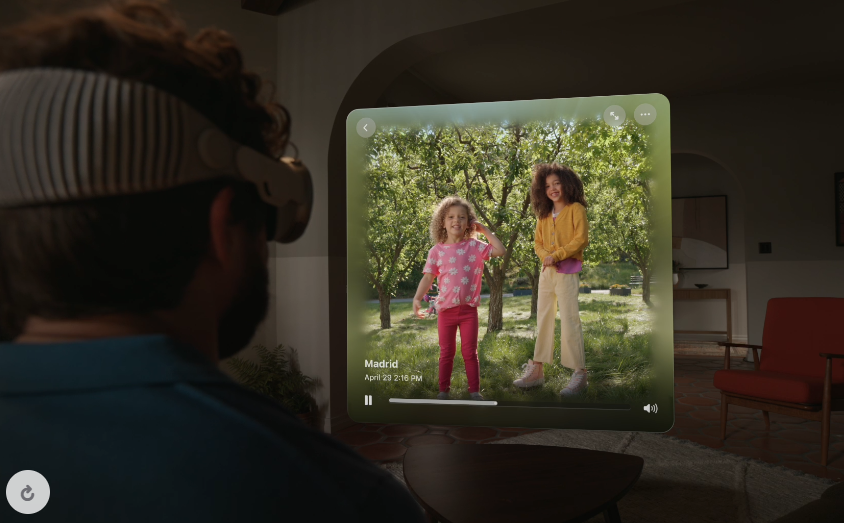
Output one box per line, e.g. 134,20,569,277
6,471,50,514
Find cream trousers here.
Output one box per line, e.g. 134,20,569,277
533,268,585,369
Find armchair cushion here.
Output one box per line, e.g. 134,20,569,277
714,369,844,404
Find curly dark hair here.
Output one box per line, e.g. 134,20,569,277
0,0,288,339
530,162,587,219
429,196,479,244
0,0,289,156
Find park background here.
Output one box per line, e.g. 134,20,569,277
357,113,667,402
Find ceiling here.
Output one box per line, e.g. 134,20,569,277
377,0,844,106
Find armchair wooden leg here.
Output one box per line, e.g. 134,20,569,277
822,358,832,467
762,411,770,431
822,412,830,467
720,393,728,440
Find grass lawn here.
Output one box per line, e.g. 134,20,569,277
360,293,654,403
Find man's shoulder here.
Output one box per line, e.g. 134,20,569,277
179,383,424,519
0,314,425,522
183,383,368,467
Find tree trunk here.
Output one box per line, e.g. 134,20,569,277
527,263,540,318
486,266,505,332
640,266,653,307
377,285,392,329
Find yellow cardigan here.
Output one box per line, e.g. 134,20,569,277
534,202,589,262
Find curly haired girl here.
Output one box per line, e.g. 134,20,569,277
513,163,590,396
412,196,504,400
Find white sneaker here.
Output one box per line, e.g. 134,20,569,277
513,359,545,388
560,370,588,396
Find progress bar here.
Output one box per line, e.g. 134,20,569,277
389,398,497,406
387,399,632,409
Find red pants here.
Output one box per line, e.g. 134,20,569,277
437,304,480,393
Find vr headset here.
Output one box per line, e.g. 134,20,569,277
0,67,311,243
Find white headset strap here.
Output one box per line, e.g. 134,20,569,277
0,67,303,208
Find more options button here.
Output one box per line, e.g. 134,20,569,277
6,470,50,514
633,103,657,125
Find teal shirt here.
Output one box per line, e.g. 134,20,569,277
0,335,423,522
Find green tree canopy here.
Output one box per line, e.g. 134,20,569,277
363,118,654,332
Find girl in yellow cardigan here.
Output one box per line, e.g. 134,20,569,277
513,163,589,395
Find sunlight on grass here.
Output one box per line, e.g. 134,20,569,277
360,294,654,403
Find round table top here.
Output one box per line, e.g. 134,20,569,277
403,443,644,523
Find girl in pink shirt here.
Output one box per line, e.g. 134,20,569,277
413,197,505,400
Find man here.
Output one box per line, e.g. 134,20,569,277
0,1,424,521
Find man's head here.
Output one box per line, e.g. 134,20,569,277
0,0,287,357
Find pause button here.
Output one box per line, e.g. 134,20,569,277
364,395,373,406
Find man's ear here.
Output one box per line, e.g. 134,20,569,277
208,186,237,268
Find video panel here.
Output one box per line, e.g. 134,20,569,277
347,94,673,431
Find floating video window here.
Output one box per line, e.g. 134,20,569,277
347,94,673,431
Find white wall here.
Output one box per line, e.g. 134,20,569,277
0,1,25,26
172,1,277,81
746,260,844,345
671,93,844,345
671,153,749,344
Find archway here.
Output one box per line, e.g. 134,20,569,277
671,152,749,356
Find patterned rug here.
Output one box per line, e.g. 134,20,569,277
384,429,836,523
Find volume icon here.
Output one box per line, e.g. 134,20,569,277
643,403,658,414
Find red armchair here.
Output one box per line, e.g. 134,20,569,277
713,297,844,466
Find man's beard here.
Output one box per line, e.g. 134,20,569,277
217,253,270,360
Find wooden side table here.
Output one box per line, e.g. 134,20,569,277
673,288,732,344
403,444,643,523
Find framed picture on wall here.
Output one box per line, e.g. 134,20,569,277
836,173,844,246
671,195,729,269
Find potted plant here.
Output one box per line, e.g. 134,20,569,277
609,283,631,296
579,282,591,294
227,344,318,428
672,260,682,287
